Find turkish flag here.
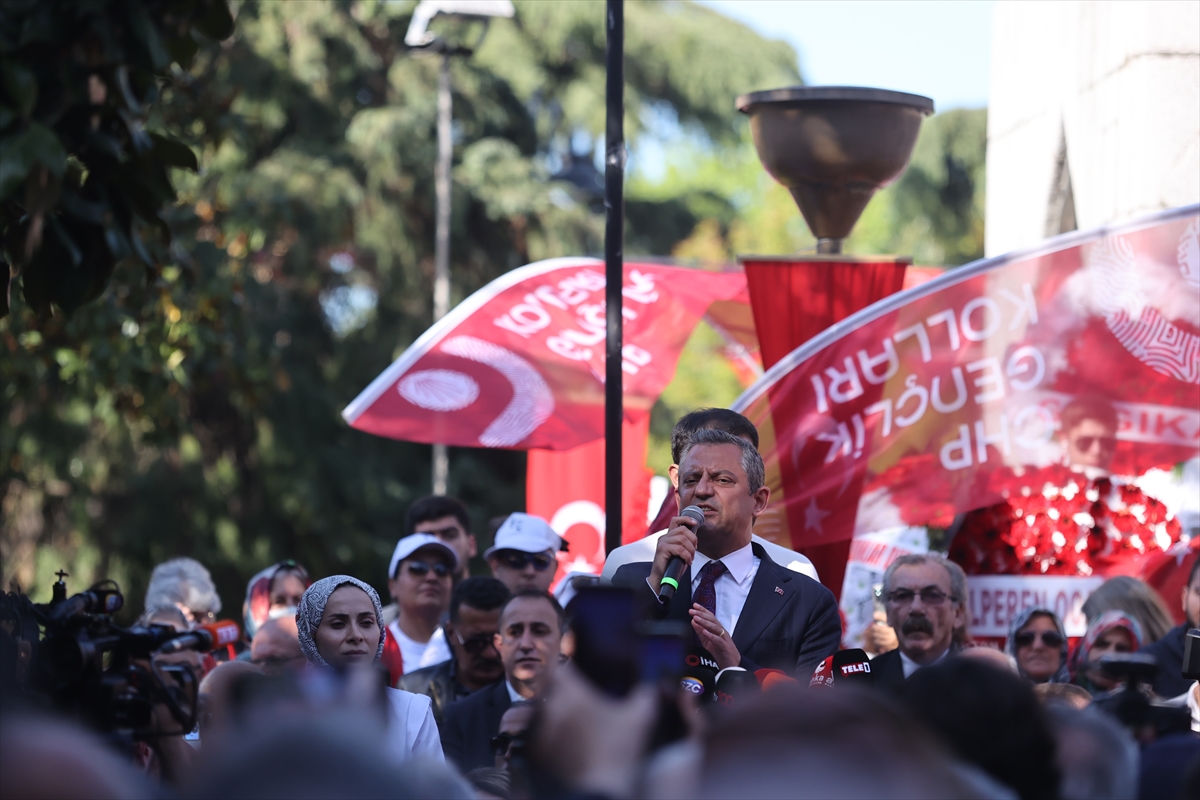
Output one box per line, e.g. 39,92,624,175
526,414,653,587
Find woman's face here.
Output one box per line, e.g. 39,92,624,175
314,586,380,668
1086,628,1135,691
1015,614,1063,683
270,572,307,612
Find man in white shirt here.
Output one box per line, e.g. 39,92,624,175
870,553,967,689
385,534,456,676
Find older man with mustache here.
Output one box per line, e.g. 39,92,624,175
871,554,968,689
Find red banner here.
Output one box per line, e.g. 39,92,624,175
733,207,1200,552
526,415,653,587
343,259,747,450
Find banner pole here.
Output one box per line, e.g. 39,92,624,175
604,0,624,556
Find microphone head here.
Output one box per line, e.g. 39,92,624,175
831,648,873,686
714,667,760,708
681,647,719,702
679,505,705,526
197,620,242,650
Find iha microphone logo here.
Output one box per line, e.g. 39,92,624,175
686,653,719,671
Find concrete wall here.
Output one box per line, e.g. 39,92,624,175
986,1,1200,256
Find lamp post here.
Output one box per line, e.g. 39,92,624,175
404,0,515,495
604,0,624,556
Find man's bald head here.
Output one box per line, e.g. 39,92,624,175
250,616,303,676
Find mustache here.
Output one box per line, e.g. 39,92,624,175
901,616,934,636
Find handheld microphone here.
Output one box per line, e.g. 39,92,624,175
158,620,242,654
658,505,705,604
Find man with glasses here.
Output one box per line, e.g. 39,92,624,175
485,513,563,595
248,615,305,676
406,495,478,582
871,554,968,689
382,533,458,682
492,701,534,771
399,577,511,727
440,590,565,771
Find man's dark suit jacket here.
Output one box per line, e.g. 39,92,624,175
869,648,906,690
611,542,840,676
397,658,470,729
439,679,510,772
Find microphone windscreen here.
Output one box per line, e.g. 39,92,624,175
197,620,242,650
832,648,873,685
679,505,705,526
809,655,836,688
714,667,760,708
681,646,718,701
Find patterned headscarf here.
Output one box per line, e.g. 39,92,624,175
243,560,310,642
1005,606,1071,684
1069,610,1143,688
295,575,385,667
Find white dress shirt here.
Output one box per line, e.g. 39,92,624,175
899,646,950,678
690,542,760,637
385,688,444,762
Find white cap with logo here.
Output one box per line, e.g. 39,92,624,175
484,513,563,559
389,533,459,579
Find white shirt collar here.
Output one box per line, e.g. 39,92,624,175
505,679,523,704
899,646,950,678
692,540,756,585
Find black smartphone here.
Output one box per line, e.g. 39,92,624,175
570,585,639,697
639,621,689,686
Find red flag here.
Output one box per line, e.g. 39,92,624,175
733,207,1200,561
526,414,653,587
742,256,910,597
343,259,747,451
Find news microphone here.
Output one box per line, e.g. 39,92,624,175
831,648,873,686
680,646,718,702
158,620,241,654
658,505,705,603
714,666,760,708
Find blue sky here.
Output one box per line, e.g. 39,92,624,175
699,0,993,111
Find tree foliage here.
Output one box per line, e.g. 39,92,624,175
0,0,235,318
1,0,804,611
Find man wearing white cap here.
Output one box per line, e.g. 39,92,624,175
485,513,562,595
383,533,458,680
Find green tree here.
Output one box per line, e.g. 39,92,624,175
1,0,803,612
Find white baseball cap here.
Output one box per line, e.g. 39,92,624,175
389,533,459,579
484,513,563,559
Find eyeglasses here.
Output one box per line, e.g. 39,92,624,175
454,631,498,655
886,588,952,606
1013,630,1065,649
490,732,527,757
1072,435,1116,451
406,560,451,579
495,551,555,572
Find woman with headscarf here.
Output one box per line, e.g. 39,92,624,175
243,560,310,643
1070,610,1143,693
296,575,443,763
1005,606,1070,684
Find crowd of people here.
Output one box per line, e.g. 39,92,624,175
1,408,1198,799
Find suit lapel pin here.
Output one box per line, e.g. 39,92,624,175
774,586,784,595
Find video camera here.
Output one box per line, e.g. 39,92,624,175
1088,652,1191,738
5,571,238,741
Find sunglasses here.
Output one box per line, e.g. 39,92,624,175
455,631,498,655
1014,630,1065,649
1073,435,1116,451
490,732,527,756
405,560,452,579
886,588,952,606
496,551,555,572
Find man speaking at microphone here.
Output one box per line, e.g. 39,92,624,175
612,429,840,675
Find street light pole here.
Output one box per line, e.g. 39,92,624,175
432,50,453,496
604,0,624,555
